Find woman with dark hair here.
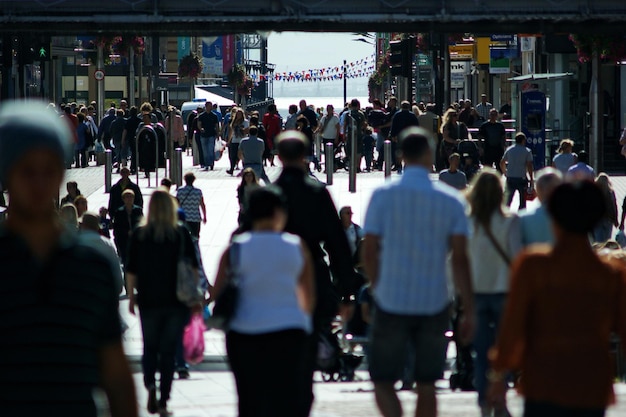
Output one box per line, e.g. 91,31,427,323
125,190,199,416
466,170,522,417
593,173,618,243
211,187,314,417
236,167,260,227
488,181,626,417
75,112,89,168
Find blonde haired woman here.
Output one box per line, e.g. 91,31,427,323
552,139,577,175
466,170,522,417
125,190,199,416
226,108,249,175
440,108,470,165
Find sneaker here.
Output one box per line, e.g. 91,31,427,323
158,407,172,417
177,367,190,379
147,386,158,414
493,408,511,417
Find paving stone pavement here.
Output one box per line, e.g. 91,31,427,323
61,154,626,416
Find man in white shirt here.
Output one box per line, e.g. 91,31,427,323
316,104,340,148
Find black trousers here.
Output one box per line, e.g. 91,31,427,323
226,329,307,417
524,400,605,417
228,142,240,171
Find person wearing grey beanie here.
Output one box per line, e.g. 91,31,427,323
0,100,138,417
0,101,73,186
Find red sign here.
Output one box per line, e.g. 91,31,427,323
94,69,105,81
222,35,235,74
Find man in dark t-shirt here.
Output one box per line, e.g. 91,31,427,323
478,108,506,171
196,101,220,170
0,101,137,417
389,101,420,173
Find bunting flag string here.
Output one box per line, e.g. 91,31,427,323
250,54,376,83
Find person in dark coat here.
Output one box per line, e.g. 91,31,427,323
112,189,143,265
108,167,143,215
273,131,357,417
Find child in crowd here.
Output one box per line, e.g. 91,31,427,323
362,126,375,172
99,206,111,238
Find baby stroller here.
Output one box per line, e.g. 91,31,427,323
334,142,348,171
457,140,481,182
317,325,363,382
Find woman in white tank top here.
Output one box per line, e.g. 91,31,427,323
211,187,314,417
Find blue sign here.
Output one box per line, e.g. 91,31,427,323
178,37,190,62
520,90,547,169
491,34,515,42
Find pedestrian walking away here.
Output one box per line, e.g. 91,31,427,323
466,170,522,417
362,126,475,417
500,132,534,210
176,172,207,238
125,190,201,417
211,186,315,417
488,181,626,417
273,131,358,417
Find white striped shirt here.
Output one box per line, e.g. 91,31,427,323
364,166,468,315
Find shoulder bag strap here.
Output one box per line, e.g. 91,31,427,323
179,187,193,206
482,224,511,266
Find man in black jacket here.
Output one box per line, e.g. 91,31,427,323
274,131,357,417
108,167,143,215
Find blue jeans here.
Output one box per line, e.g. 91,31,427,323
506,177,529,210
593,219,614,243
473,293,507,406
200,136,215,168
140,307,188,407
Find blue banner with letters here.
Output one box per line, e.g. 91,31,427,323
520,90,546,169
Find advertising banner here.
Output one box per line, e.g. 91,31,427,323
520,90,547,169
222,35,235,74
178,37,190,62
201,37,223,76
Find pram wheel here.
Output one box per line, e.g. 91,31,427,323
321,371,339,382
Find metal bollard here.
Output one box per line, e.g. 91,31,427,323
175,148,183,187
325,142,333,185
348,116,357,193
170,146,178,186
384,140,392,178
105,149,113,192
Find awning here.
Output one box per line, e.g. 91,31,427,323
193,86,235,106
508,72,574,82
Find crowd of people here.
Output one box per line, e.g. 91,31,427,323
3,95,626,417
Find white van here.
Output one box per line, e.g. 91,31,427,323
181,98,208,133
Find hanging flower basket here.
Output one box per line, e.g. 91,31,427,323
569,34,626,63
178,53,203,79
228,64,253,96
114,36,145,57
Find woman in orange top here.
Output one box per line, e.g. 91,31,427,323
488,181,626,417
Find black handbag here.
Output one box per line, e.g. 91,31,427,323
211,242,240,331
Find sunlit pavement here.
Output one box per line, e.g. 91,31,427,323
63,154,626,416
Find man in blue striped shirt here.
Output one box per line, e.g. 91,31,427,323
363,126,475,417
